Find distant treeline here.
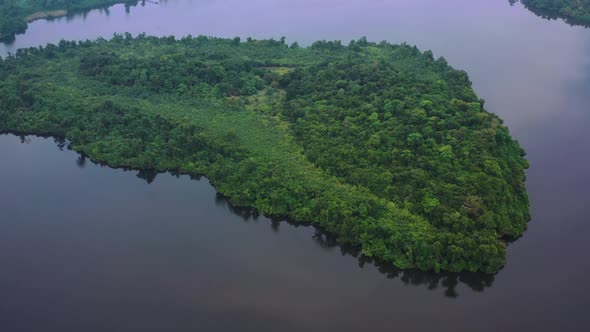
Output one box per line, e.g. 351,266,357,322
0,0,139,41
0,35,530,273
512,0,590,26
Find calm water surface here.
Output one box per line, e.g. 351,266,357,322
1,0,589,331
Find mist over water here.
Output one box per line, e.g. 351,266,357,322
1,1,589,331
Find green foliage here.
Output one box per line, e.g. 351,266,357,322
512,0,590,26
0,35,530,273
0,0,138,41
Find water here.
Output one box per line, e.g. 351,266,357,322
1,0,589,331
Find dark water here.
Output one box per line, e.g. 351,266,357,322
1,0,589,331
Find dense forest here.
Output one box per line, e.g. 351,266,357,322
512,0,590,26
0,35,530,273
0,0,138,41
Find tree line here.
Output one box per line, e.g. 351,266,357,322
0,0,139,42
0,34,530,273
511,0,590,26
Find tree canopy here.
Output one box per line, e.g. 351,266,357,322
0,0,138,42
0,35,530,273
512,0,590,26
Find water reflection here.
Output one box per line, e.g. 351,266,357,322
510,0,590,28
17,135,31,144
136,169,158,183
0,0,588,329
207,166,497,298
76,155,87,168
0,1,145,44
311,230,496,298
6,132,495,298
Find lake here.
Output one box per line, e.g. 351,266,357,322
1,0,589,331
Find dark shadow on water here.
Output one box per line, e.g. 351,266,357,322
136,169,158,184
7,133,497,298
308,228,495,298
212,185,496,298
18,135,31,144
76,155,87,168
54,136,67,150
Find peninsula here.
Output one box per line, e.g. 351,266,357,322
0,35,530,273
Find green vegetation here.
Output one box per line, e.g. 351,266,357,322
0,35,530,273
511,0,590,26
0,0,137,41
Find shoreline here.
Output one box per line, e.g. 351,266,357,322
0,130,499,280
1,1,141,43
24,10,68,23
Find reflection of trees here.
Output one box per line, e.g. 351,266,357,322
58,0,142,22
76,155,87,168
1,1,148,43
17,135,31,144
54,137,66,150
510,0,590,28
25,133,160,183
136,169,158,183
213,189,497,298
38,133,496,298
214,192,264,223
310,228,495,298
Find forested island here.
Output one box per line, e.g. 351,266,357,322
512,0,590,26
0,35,530,273
0,0,138,42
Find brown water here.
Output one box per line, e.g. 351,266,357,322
1,0,589,331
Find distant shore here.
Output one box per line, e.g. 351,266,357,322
25,10,68,23
1,1,139,42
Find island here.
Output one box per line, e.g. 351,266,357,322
0,35,530,273
512,0,590,26
0,0,139,42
